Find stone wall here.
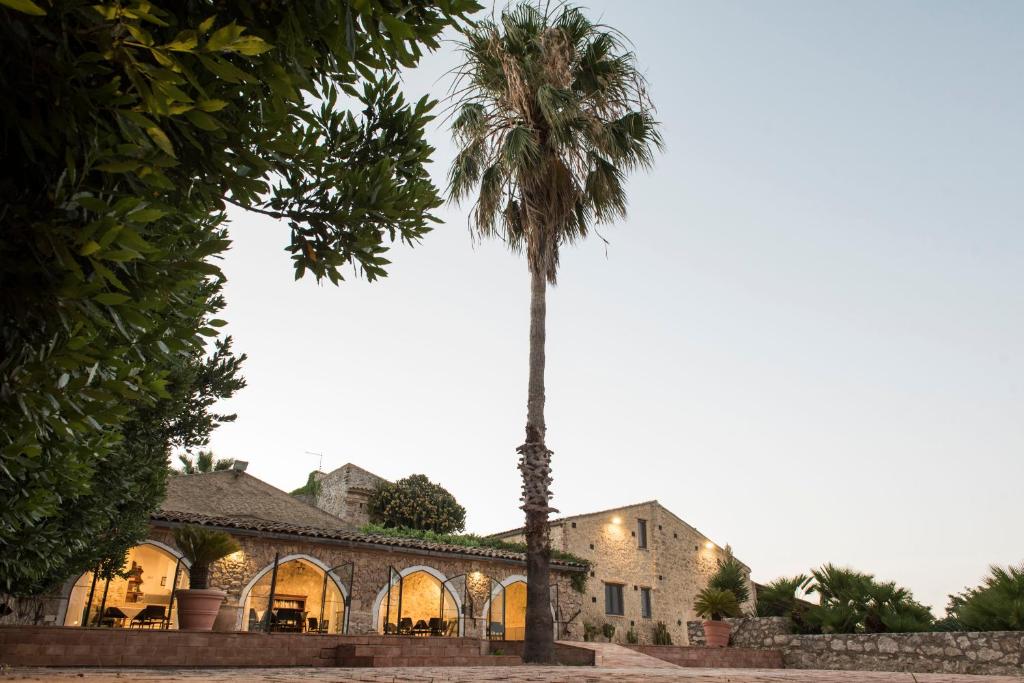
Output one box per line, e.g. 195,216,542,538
497,501,755,646
686,616,790,647
312,464,387,529
687,618,1024,676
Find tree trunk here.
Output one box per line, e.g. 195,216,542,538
519,265,555,663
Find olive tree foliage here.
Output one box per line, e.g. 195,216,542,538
369,474,467,534
0,0,479,596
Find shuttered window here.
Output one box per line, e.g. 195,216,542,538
604,583,624,616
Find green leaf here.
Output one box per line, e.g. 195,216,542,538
95,293,131,305
196,99,228,112
146,126,175,157
79,241,102,257
185,109,220,131
127,208,166,223
0,0,46,16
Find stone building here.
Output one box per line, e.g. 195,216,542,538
305,463,387,529
38,469,584,640
490,500,755,646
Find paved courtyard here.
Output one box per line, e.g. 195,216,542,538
2,668,1022,683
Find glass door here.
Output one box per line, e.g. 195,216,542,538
318,561,353,634
439,574,468,637
486,577,505,640
383,566,403,635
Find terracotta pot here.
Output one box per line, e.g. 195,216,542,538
175,589,226,631
703,619,731,647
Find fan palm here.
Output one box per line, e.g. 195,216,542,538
173,525,240,589
448,1,661,663
174,450,234,475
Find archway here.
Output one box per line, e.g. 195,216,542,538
239,555,348,633
63,541,189,628
371,565,462,636
482,575,556,641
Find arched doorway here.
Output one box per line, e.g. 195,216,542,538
372,566,461,636
482,575,556,641
239,555,348,634
63,541,188,628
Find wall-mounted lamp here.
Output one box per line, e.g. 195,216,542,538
704,541,714,550
611,516,622,525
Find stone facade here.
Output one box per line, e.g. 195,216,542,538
687,617,1024,676
311,464,387,529
493,501,755,646
147,525,583,640
686,616,790,647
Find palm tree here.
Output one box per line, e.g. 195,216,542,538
448,2,661,662
172,450,234,475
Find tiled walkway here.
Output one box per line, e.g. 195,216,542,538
3,668,1021,682
558,641,678,668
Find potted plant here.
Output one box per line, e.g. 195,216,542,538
173,525,239,631
693,587,741,647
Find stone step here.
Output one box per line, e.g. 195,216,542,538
335,649,522,667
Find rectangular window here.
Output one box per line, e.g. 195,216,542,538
637,519,648,549
604,583,624,616
640,587,652,618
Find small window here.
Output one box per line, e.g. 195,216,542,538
637,519,648,549
640,587,653,618
605,583,625,616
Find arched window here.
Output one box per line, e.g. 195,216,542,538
239,555,348,634
63,541,188,629
373,566,461,636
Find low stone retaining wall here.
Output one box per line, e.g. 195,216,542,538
627,644,782,669
0,626,526,668
687,618,1024,676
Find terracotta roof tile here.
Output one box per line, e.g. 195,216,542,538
150,509,585,570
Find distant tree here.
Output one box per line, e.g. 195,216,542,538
174,451,236,476
448,2,661,662
369,475,467,534
946,563,1024,631
0,0,477,596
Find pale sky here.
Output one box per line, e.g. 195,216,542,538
207,0,1023,615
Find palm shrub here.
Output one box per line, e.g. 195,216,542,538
949,563,1024,631
173,526,239,590
709,548,751,606
694,587,742,621
755,574,815,633
448,1,661,663
802,564,933,634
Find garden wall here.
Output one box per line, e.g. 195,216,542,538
687,618,1024,676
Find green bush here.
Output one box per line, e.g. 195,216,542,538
602,623,616,642
653,621,672,645
359,523,590,568
625,626,638,644
802,564,933,634
947,563,1024,631
694,587,742,621
583,622,600,642
172,526,239,590
369,474,467,534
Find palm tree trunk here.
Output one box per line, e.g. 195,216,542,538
519,265,555,664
